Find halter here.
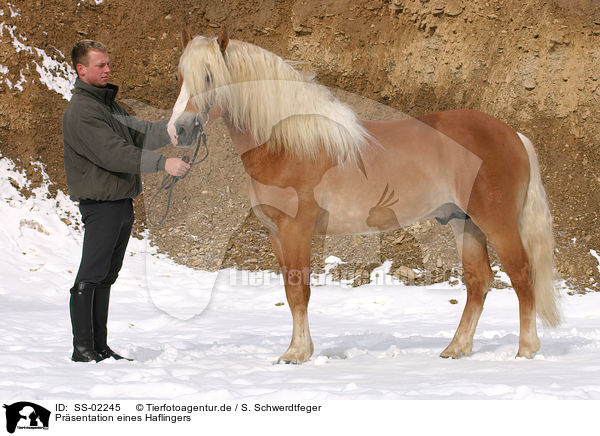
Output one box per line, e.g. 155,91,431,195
147,98,213,226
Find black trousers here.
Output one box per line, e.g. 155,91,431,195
74,199,134,287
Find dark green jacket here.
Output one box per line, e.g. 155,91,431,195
62,78,170,201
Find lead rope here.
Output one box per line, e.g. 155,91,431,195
147,112,209,226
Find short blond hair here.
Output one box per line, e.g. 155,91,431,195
71,40,108,74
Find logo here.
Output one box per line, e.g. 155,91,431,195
3,402,50,434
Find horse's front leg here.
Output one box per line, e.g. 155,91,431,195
271,216,316,364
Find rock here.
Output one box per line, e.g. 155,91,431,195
398,266,416,280
293,23,313,36
20,219,50,235
523,78,536,90
442,0,464,17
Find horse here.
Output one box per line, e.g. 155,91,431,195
167,29,560,363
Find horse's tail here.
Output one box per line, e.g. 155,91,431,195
517,132,561,327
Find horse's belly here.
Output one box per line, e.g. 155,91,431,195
313,166,446,235
317,197,441,235
318,206,374,235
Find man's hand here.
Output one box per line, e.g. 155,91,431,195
164,158,191,177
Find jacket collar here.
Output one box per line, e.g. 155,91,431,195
74,78,119,106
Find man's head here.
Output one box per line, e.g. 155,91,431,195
71,40,110,87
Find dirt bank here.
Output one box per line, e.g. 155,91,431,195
0,0,598,292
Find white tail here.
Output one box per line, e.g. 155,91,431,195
517,132,561,327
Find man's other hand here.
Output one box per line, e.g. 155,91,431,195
165,158,191,177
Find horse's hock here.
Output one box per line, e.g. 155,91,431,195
1,0,599,292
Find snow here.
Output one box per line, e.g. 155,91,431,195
1,154,599,408
0,22,76,99
7,2,20,18
591,250,600,274
32,50,76,99
75,0,105,5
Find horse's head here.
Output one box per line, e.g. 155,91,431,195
168,28,230,147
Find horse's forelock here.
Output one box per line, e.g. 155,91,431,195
179,37,226,110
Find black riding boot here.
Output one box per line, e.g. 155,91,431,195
93,285,132,361
70,283,105,362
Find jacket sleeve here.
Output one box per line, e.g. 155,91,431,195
112,104,172,151
131,118,171,150
67,106,166,174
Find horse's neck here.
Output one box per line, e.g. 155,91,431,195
221,115,278,180
223,115,261,156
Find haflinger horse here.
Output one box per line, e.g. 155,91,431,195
168,29,560,364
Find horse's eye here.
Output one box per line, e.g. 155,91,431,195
205,72,212,85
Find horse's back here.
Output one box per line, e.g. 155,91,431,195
416,109,528,163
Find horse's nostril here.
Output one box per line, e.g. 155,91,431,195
176,125,184,136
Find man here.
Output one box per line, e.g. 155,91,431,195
62,40,190,362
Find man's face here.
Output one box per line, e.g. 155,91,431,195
77,49,110,87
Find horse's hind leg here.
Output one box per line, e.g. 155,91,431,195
441,218,494,359
487,228,540,358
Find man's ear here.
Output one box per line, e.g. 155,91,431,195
181,27,192,49
76,63,86,77
217,28,229,55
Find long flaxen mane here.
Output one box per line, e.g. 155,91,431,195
179,36,369,164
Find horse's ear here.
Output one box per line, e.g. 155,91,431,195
181,27,192,49
217,28,229,55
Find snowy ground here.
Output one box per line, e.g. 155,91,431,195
1,155,600,406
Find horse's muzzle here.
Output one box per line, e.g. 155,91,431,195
173,112,198,149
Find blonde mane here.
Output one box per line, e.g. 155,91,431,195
179,36,369,163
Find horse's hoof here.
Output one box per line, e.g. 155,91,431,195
275,355,307,365
274,358,300,365
275,351,311,365
440,343,471,359
440,350,462,359
516,349,536,359
516,337,540,359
